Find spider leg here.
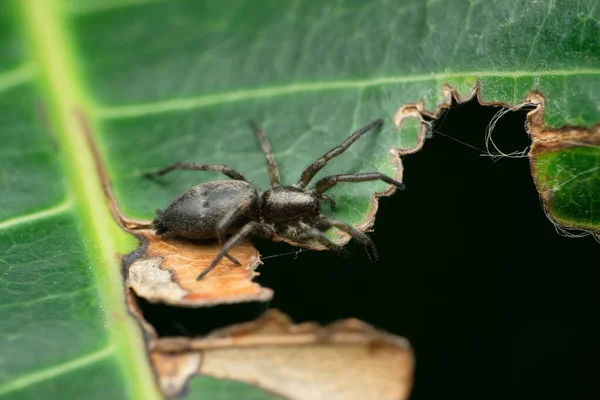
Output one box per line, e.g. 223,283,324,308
223,253,241,266
295,118,383,189
197,222,273,280
144,163,247,181
296,223,348,256
318,216,378,262
249,120,281,187
216,199,254,266
318,194,337,209
314,172,404,194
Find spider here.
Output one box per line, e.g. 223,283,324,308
145,118,404,280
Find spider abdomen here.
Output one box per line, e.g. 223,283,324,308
261,186,320,223
153,180,259,239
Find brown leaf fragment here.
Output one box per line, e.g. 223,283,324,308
151,310,414,400
125,230,273,307
530,125,600,154
524,92,600,154
151,352,202,397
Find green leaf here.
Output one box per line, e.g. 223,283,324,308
531,145,600,231
0,1,158,399
65,0,598,233
1,0,597,399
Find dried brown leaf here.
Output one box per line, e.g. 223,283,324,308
151,310,414,400
125,230,272,307
151,352,201,397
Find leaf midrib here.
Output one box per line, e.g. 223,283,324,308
17,1,160,398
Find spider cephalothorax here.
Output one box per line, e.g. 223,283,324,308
147,118,404,279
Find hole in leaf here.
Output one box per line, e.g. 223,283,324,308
135,294,268,337
251,98,599,400
122,97,597,400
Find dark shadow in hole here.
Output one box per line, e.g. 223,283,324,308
251,97,599,400
135,294,268,337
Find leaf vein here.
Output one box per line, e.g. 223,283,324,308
0,65,34,93
0,287,94,311
92,68,600,119
19,2,162,398
0,345,115,396
64,0,165,16
554,166,600,191
0,199,73,231
524,0,555,66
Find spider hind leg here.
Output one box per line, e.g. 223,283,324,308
318,216,378,262
152,209,168,235
296,223,349,257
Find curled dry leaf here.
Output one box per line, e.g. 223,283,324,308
125,229,272,307
151,310,414,400
151,352,202,398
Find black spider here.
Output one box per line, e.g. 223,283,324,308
146,118,404,280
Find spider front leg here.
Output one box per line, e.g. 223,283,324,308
295,119,383,189
314,172,405,194
197,222,274,280
249,120,281,187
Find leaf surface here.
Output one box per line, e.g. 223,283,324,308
1,0,598,399
65,0,599,233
